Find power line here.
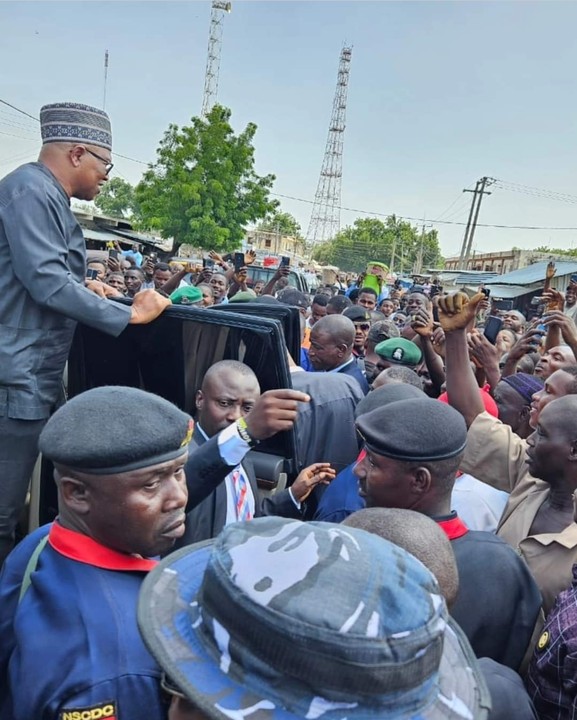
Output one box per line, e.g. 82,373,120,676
114,152,148,165
434,183,476,221
0,129,38,141
272,192,577,231
0,99,39,122
3,96,577,231
495,178,577,204
0,97,149,166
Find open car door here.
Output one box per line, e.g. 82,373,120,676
208,302,302,365
32,301,299,528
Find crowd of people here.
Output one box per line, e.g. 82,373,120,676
2,101,577,720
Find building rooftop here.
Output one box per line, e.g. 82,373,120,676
484,260,577,286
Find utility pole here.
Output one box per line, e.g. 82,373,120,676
414,223,431,274
389,215,398,275
458,177,494,270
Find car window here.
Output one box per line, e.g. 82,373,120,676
246,267,307,292
35,302,299,527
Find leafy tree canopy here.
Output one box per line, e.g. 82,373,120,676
312,216,443,274
94,177,140,220
533,245,577,257
135,105,278,254
256,211,302,238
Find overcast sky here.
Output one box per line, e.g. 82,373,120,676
3,1,577,258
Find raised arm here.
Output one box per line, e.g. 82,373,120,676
436,292,485,427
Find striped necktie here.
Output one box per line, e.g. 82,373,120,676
232,468,252,521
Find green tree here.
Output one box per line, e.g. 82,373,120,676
135,105,278,254
532,246,577,257
94,177,140,219
312,216,443,273
257,211,302,238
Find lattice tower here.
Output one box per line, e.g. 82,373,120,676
201,1,231,118
306,46,353,245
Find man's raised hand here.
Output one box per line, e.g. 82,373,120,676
434,291,484,333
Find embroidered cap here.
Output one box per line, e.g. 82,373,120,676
501,372,544,405
40,102,112,150
138,517,490,720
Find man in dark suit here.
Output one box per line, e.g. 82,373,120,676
307,315,370,394
178,361,334,545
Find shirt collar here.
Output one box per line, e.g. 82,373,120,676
329,357,355,373
527,522,577,549
49,522,158,572
435,512,469,540
196,423,210,442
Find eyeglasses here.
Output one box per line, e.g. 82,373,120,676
161,672,187,700
354,323,371,331
84,147,114,174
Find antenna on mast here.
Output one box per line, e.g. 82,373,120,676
306,45,353,246
103,49,109,110
201,1,232,117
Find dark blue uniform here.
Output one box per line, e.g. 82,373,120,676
0,523,166,720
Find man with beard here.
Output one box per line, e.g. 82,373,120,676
354,395,542,671
524,405,577,717
0,102,169,566
439,290,577,611
0,387,192,720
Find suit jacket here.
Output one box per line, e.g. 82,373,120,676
0,163,131,420
178,426,301,546
337,358,369,395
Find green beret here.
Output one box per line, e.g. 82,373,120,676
170,286,203,305
356,397,467,462
375,338,423,367
39,386,194,475
229,290,257,303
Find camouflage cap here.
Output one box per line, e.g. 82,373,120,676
138,517,490,720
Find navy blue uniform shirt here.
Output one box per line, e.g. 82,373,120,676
0,523,166,720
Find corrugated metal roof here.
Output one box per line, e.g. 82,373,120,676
449,272,499,286
485,261,577,286
108,227,164,247
481,284,533,299
81,227,122,242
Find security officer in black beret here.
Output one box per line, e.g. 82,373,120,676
354,397,543,675
0,386,193,720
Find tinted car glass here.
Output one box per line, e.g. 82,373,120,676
246,266,309,293
36,302,298,525
209,302,302,365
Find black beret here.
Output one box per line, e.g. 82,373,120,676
343,306,371,323
356,397,467,462
39,386,194,475
278,288,309,309
354,384,424,419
